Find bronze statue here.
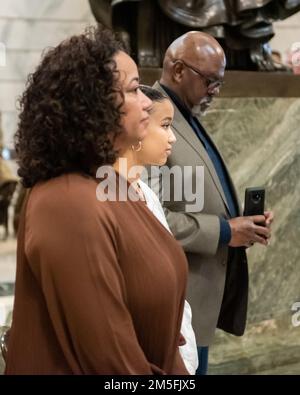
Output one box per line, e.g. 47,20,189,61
89,0,300,70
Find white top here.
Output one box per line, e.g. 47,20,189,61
139,180,199,375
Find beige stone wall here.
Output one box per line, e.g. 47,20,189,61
271,12,300,61
0,0,95,149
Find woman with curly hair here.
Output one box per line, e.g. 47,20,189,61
5,26,189,375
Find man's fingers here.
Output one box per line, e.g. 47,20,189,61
254,225,271,238
245,234,269,247
266,220,272,228
264,211,274,227
251,215,266,224
264,210,274,220
253,234,269,246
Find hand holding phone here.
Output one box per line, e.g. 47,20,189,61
228,187,270,247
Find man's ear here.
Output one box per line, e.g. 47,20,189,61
173,61,184,83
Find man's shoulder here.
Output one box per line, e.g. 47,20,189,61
152,80,161,89
152,81,173,100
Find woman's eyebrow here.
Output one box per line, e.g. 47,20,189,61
125,77,139,90
162,117,172,122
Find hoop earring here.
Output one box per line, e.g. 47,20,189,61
131,141,142,152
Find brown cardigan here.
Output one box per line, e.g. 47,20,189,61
5,173,188,374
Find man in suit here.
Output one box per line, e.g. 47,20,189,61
150,31,274,374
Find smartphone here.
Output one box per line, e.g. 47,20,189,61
243,187,265,217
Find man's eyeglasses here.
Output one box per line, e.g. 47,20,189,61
173,59,224,90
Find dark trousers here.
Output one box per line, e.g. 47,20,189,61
196,346,209,375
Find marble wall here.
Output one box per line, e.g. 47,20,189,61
201,97,300,374
203,97,300,323
0,0,95,149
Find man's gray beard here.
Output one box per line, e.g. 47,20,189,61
191,104,207,118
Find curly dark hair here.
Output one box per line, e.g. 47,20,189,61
15,25,127,187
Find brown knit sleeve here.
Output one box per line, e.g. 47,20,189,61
25,186,165,374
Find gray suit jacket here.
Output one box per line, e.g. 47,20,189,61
146,82,248,346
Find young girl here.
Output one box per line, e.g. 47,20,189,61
114,85,198,374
